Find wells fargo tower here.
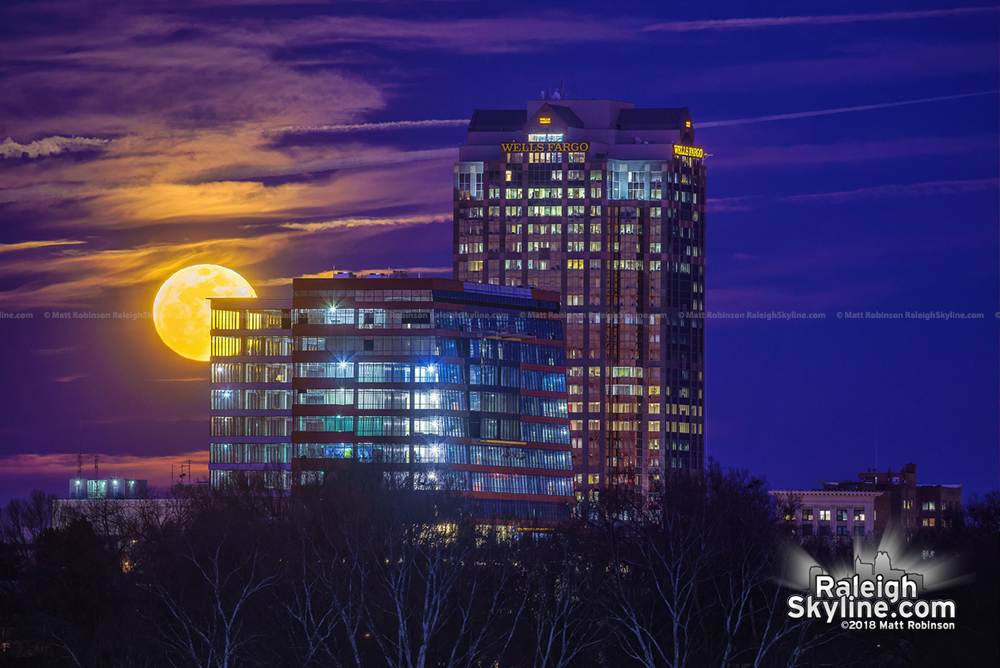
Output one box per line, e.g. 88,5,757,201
454,98,706,500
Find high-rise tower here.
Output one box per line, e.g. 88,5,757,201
454,99,706,500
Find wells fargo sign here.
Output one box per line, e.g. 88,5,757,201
673,145,704,158
501,142,590,152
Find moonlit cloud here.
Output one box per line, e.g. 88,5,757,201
1,136,110,159
278,214,450,233
0,240,87,254
643,8,997,33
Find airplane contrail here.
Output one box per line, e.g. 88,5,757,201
643,7,997,32
699,91,999,128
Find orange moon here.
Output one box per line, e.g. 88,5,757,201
153,264,256,361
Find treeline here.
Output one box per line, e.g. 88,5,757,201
0,465,997,668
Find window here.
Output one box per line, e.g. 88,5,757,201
358,362,410,383
836,526,849,536
853,508,865,521
853,526,865,536
836,509,848,522
293,362,351,379
921,501,936,511
819,509,831,521
296,389,353,406
356,389,410,410
801,508,814,521
922,518,936,527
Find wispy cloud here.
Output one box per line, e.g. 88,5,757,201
272,119,467,134
709,135,995,169
700,91,999,129
53,374,87,383
643,8,997,33
706,196,762,213
1,135,109,159
278,214,450,233
779,178,999,204
0,240,87,254
275,15,634,54
709,178,998,212
187,147,458,184
148,377,207,382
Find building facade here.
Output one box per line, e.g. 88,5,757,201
822,464,962,538
209,279,574,523
68,478,148,500
453,99,706,498
289,276,573,523
209,298,293,490
771,490,882,539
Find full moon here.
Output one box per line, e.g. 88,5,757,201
153,264,256,361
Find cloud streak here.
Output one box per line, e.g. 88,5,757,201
187,147,458,183
0,240,87,254
278,214,450,233
779,178,999,205
700,91,999,128
272,119,468,134
644,8,997,33
0,451,208,487
1,135,109,159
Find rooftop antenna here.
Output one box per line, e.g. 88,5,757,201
94,455,99,480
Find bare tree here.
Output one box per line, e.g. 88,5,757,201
526,533,609,668
0,489,57,556
280,533,368,668
149,535,277,668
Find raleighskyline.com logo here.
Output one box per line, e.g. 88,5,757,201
786,552,957,630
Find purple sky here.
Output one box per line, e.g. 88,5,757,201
1,0,997,504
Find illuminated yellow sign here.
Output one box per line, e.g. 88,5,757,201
539,117,551,124
501,142,590,152
673,144,704,159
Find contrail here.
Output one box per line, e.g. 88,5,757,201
699,91,999,128
271,119,468,134
644,7,996,32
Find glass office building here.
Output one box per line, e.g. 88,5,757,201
209,298,293,490
454,99,707,499
210,277,573,523
291,276,572,522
